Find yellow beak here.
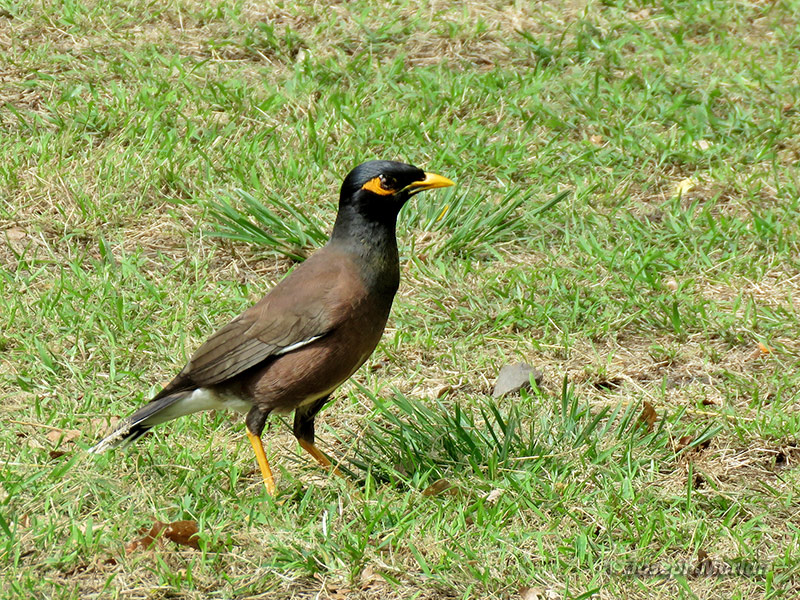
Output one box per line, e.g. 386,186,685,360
403,172,455,194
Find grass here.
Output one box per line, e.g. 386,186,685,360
1,0,799,598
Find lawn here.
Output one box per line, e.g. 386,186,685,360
1,0,799,598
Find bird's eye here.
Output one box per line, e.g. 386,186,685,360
380,174,397,190
361,174,397,196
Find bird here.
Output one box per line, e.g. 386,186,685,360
89,160,454,495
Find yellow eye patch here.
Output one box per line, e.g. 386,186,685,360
361,176,395,196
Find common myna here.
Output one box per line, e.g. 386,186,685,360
90,160,454,495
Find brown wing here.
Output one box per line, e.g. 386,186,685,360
153,248,365,399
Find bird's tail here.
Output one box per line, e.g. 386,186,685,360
88,392,190,454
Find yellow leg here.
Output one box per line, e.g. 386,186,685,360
247,429,276,495
298,439,344,478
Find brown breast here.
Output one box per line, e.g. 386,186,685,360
237,287,392,414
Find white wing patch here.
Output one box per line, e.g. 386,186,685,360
274,333,325,356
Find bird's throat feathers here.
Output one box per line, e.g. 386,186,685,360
329,207,401,291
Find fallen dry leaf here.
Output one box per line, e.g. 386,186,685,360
589,134,603,145
126,524,160,553
485,488,504,504
360,564,376,584
126,520,200,553
677,434,712,453
326,588,353,600
638,401,657,432
48,450,68,459
748,342,771,360
163,520,201,549
89,416,120,435
164,521,200,550
422,479,453,497
359,564,386,591
520,587,544,600
46,429,81,445
695,549,712,574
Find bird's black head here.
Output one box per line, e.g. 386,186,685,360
338,160,454,222
331,160,454,279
